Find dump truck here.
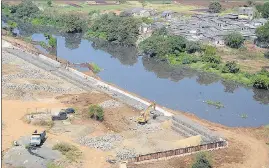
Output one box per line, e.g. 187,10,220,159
30,130,46,146
51,111,67,121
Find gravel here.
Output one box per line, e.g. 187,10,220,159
99,99,122,109
116,148,137,161
78,134,122,151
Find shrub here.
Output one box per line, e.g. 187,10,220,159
62,14,85,33
265,51,269,58
52,143,81,162
202,45,217,56
252,74,269,90
7,20,17,31
192,152,212,168
208,1,222,13
152,27,168,36
222,61,240,73
47,162,62,168
256,21,269,44
202,54,221,64
89,63,101,74
47,0,52,7
88,105,104,120
259,2,269,18
224,32,245,49
186,41,201,53
178,53,200,64
15,0,39,19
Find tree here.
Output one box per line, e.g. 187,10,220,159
15,0,39,19
256,21,269,44
118,0,127,4
61,14,85,33
153,27,168,36
208,1,222,13
88,105,104,120
186,41,201,53
192,153,212,168
258,2,269,18
222,61,240,73
247,0,255,7
224,32,244,49
140,0,147,7
47,0,52,7
7,20,17,32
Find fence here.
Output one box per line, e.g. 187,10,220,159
128,140,227,164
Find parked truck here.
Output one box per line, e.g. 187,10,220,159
51,111,67,121
30,130,46,146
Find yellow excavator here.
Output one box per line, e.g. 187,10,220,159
137,102,156,124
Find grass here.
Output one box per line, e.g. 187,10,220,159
32,119,54,129
52,142,81,162
240,113,248,119
89,63,102,74
47,162,63,168
204,100,224,109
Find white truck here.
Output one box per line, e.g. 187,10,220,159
30,130,46,146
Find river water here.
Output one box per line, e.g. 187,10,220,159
4,20,269,127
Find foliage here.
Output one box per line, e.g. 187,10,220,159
205,100,224,109
224,32,244,49
222,61,240,73
186,41,201,54
47,162,62,168
14,0,39,19
88,10,100,16
89,63,102,74
47,0,52,7
202,54,221,64
62,14,85,33
246,0,255,7
265,51,269,58
256,2,269,18
241,113,248,119
44,34,57,48
140,0,147,7
192,152,212,168
52,143,81,162
90,13,141,46
208,1,222,13
252,74,269,90
118,0,127,4
88,105,104,120
139,34,187,57
142,17,153,24
202,45,217,56
7,20,17,31
152,27,168,36
256,21,269,44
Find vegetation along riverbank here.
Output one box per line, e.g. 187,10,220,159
2,0,269,90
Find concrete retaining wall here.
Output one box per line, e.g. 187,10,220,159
38,54,61,67
128,140,228,164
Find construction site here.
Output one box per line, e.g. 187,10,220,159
2,36,269,168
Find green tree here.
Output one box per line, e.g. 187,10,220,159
265,51,269,58
62,14,85,33
208,1,222,13
256,21,269,44
224,32,244,49
44,34,57,48
259,2,269,18
192,153,212,168
47,0,52,7
15,0,39,19
186,41,201,54
7,20,17,32
118,0,127,4
140,0,147,7
152,27,168,36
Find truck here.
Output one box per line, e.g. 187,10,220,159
30,130,46,146
51,111,67,121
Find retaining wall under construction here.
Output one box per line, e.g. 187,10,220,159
128,140,228,164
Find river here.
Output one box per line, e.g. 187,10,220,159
3,20,269,127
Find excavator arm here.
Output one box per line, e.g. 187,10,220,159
137,102,156,124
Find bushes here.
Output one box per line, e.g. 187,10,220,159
256,21,269,44
62,14,85,33
224,32,245,49
52,143,81,162
14,0,39,19
208,1,222,13
192,152,212,168
265,51,269,58
89,63,102,74
186,41,201,54
88,105,104,120
222,61,240,73
256,2,269,18
252,74,269,90
202,54,221,64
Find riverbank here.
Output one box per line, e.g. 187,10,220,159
2,37,269,168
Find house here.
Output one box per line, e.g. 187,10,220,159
123,8,155,17
161,11,174,19
238,7,254,20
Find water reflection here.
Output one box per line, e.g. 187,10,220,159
91,39,138,66
253,89,269,104
63,33,82,50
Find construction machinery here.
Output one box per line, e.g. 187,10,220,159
30,130,46,146
137,102,156,124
